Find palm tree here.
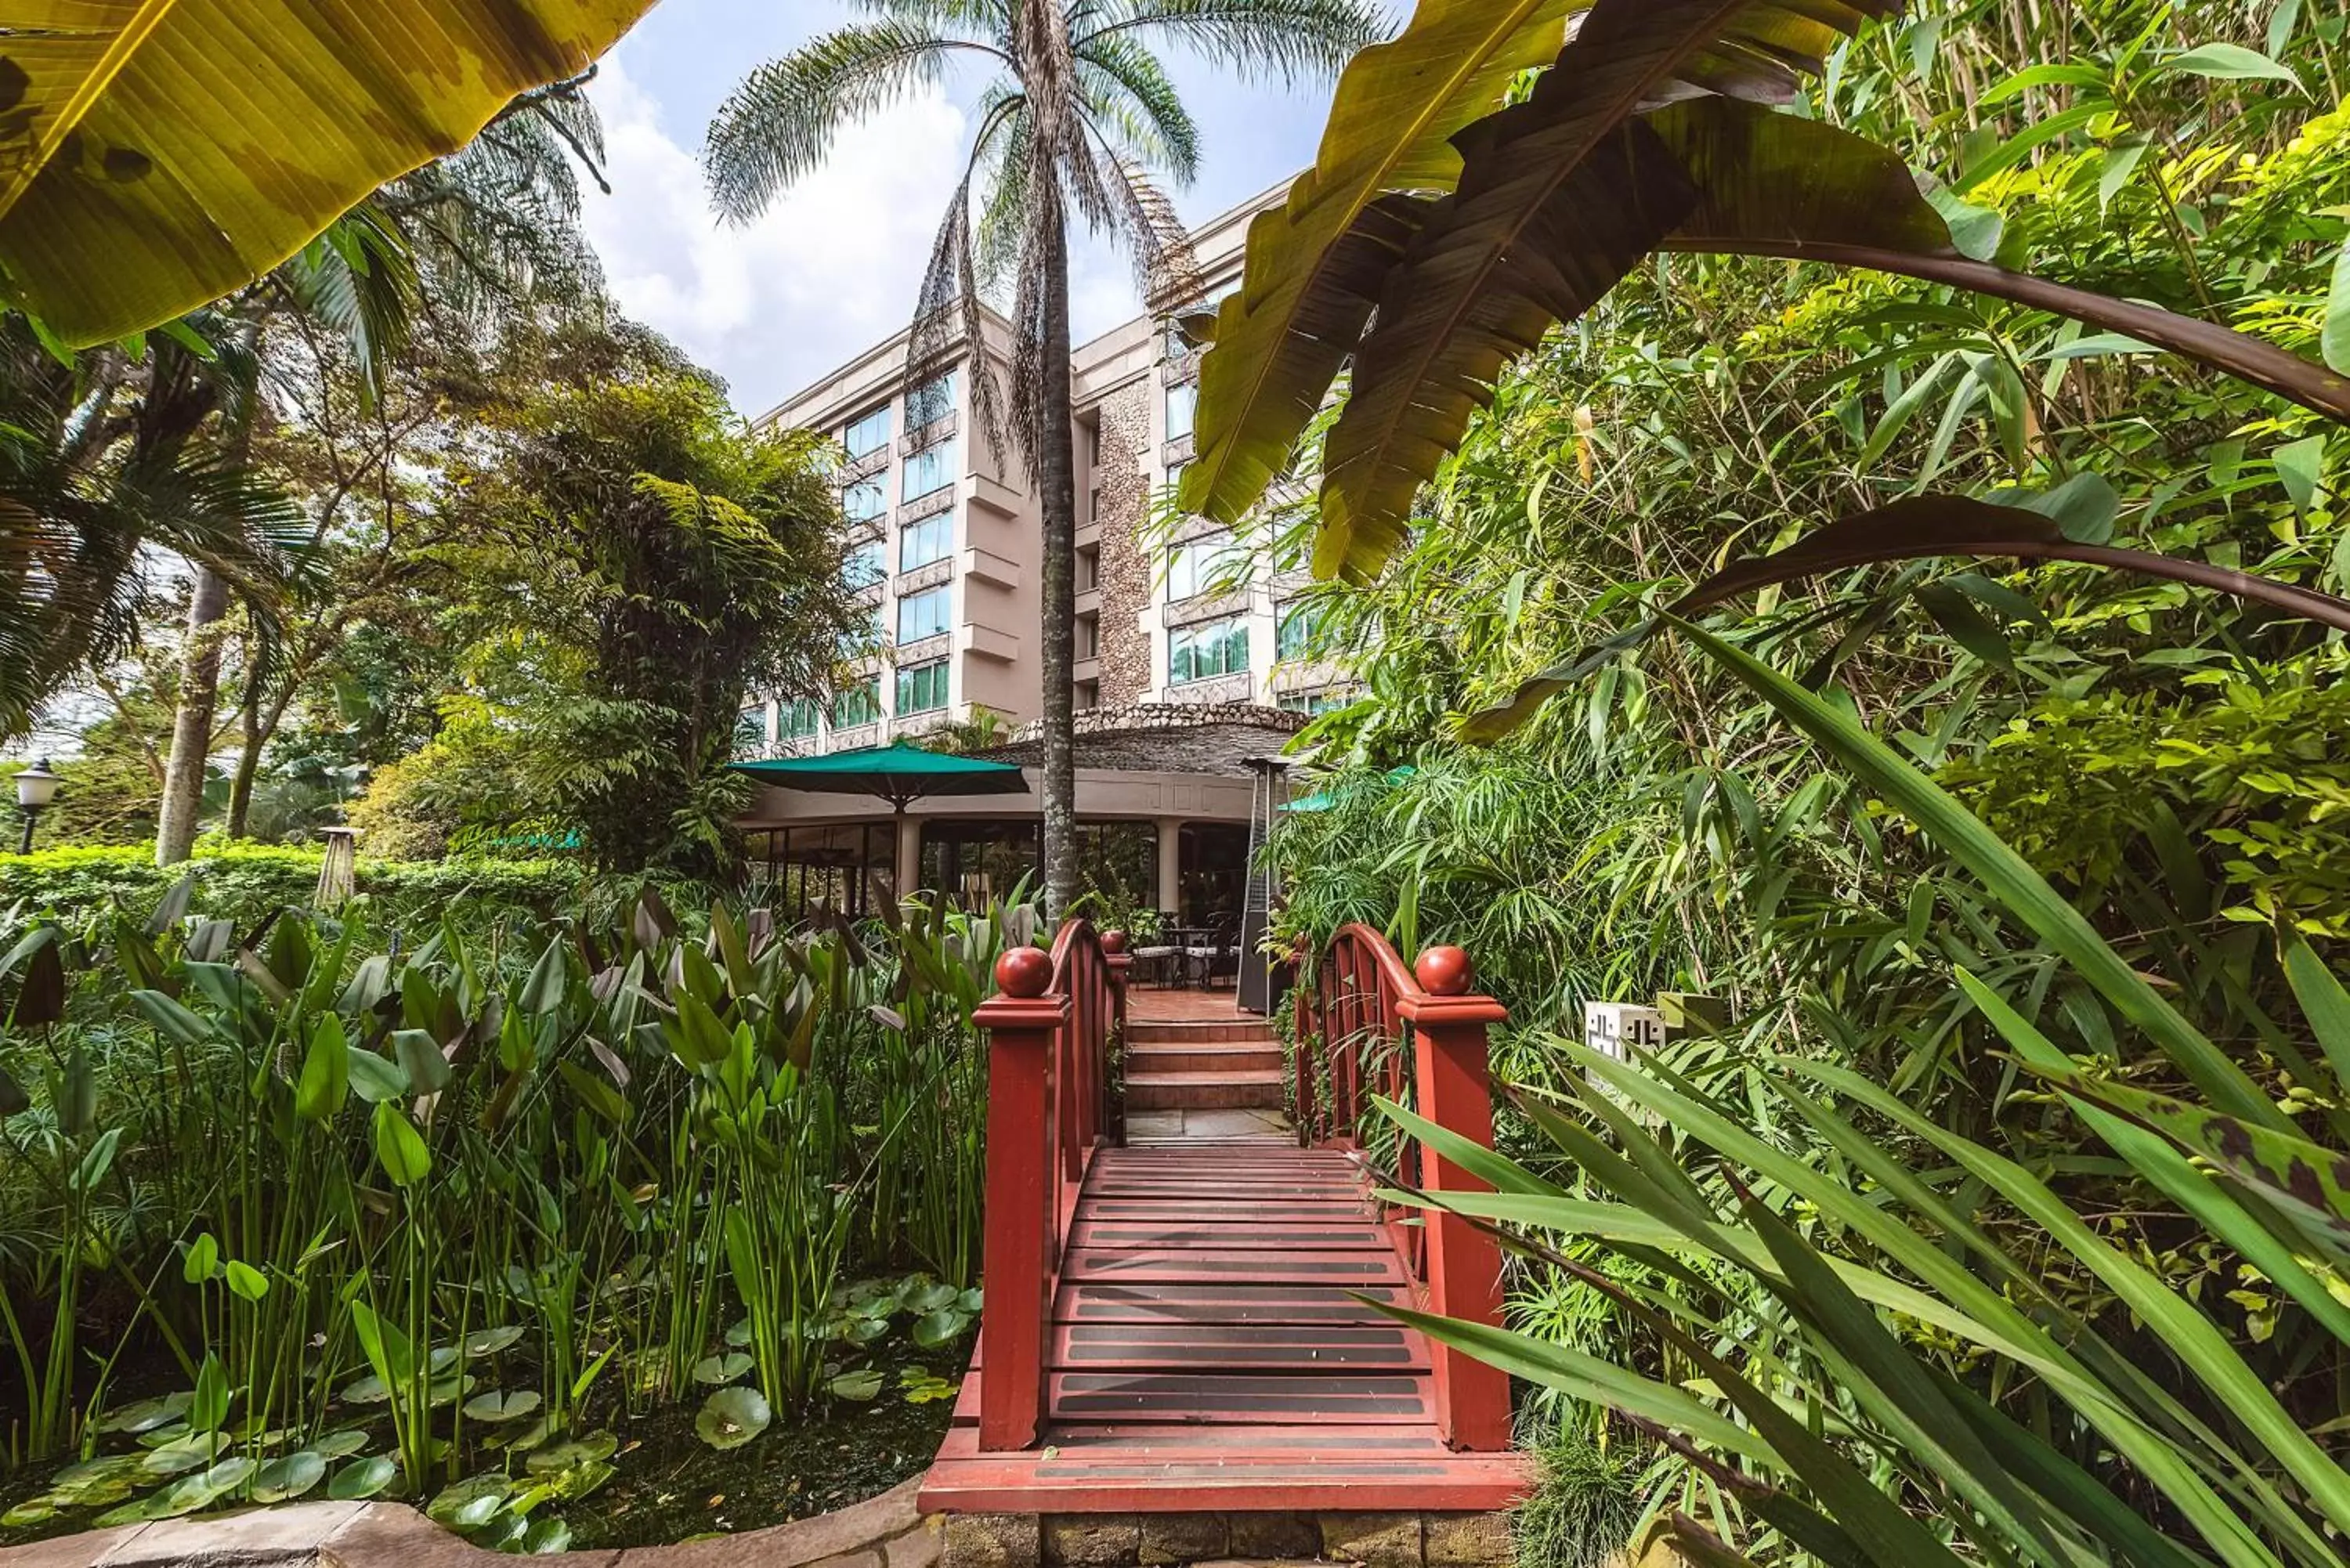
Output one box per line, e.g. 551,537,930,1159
703,0,1386,919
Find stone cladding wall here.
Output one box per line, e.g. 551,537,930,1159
1089,381,1155,704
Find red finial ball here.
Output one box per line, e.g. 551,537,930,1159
996,946,1054,999
1101,929,1129,955
1415,945,1474,996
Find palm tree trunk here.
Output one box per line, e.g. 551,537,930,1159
155,566,229,865
225,681,264,840
1036,202,1080,921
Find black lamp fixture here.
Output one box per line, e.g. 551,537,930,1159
14,759,60,854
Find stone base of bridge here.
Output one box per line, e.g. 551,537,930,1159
940,1510,1513,1568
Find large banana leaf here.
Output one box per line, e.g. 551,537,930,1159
1180,0,1586,529
1303,0,1900,580
0,0,656,345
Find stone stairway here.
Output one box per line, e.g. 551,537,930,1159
1122,1014,1288,1141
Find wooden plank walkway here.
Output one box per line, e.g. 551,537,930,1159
919,1142,1528,1512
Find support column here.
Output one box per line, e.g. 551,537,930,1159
1154,816,1184,914
896,812,923,900
973,948,1068,1451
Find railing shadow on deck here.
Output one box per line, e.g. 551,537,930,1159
1294,923,1514,1451
969,920,1128,1450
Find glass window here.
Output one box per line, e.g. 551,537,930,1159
1169,616,1248,685
896,659,949,714
897,583,952,643
843,478,885,521
736,703,770,750
844,404,891,459
1278,689,1347,716
908,371,955,428
903,437,957,500
779,698,821,739
900,510,953,570
1164,530,1235,601
844,540,885,589
1277,601,1321,660
1166,381,1196,442
833,680,880,728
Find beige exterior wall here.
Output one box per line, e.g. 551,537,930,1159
739,175,1355,758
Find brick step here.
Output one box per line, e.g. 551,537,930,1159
1128,1042,1285,1075
1126,1019,1279,1045
1126,1068,1287,1111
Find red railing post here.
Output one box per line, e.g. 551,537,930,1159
1397,945,1513,1452
1292,944,1317,1148
974,945,1066,1451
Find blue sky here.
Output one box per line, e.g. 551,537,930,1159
579,1,1360,417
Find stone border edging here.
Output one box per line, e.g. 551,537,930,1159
0,1476,937,1568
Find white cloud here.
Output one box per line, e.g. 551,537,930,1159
581,61,974,416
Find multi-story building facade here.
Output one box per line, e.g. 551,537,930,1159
734,175,1349,761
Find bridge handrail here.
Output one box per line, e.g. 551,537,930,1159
970,919,1129,1451
1296,921,1513,1451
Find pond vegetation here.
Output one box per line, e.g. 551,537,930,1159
0,883,1018,1550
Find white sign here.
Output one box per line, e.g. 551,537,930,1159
1583,1001,1667,1063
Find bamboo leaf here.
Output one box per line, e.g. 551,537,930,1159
2283,932,2350,1093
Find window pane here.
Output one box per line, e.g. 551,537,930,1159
1278,602,1318,659
1165,381,1195,441
904,437,957,499
779,699,821,738
844,541,885,589
900,512,952,569
909,372,954,428
898,585,950,643
844,405,891,458
897,660,948,714
833,681,880,727
844,479,884,519
736,703,769,749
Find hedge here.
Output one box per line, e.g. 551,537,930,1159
0,844,591,934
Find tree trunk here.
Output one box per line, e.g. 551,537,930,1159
225,679,264,840
154,567,230,865
1036,201,1080,922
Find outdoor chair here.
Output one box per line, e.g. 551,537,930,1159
1187,918,1240,991
1131,934,1182,988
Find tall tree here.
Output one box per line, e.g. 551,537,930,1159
703,0,1384,918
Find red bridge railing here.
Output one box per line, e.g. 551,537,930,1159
970,921,1127,1450
1296,923,1513,1451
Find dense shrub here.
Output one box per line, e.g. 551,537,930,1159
0,843,588,934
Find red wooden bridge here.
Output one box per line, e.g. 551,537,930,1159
918,922,1528,1514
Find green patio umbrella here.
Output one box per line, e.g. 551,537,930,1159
729,743,1029,814
1281,764,1417,814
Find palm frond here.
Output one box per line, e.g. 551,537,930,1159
1076,0,1390,84
704,21,981,224
1074,32,1202,183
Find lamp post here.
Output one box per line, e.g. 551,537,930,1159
13,759,60,854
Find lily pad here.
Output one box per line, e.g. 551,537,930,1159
52,1454,147,1488
426,1474,511,1527
463,1389,542,1423
338,1374,390,1405
327,1455,399,1501
691,1352,752,1385
523,1431,618,1475
549,1460,616,1501
425,1373,477,1407
158,1455,255,1513
842,1315,889,1346
461,1325,525,1358
249,1451,327,1503
309,1429,371,1461
907,1281,960,1313
1,1498,58,1527
96,1393,192,1435
912,1309,971,1349
724,1317,753,1348
524,1517,573,1554
51,1473,136,1509
139,1433,227,1478
899,1370,960,1405
693,1386,772,1450
957,1287,982,1313
828,1367,884,1401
